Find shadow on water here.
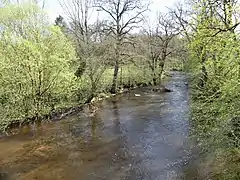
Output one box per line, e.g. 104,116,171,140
0,71,203,180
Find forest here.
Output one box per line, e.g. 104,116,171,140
0,0,186,129
0,0,240,179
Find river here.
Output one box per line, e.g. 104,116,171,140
0,72,202,180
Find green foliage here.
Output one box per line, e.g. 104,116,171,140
0,3,76,127
188,1,240,178
118,64,152,87
0,1,181,132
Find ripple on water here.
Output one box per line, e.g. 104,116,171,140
0,72,201,180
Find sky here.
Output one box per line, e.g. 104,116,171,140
44,0,181,23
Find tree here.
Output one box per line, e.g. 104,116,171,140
94,0,149,93
58,0,114,103
156,12,180,80
186,1,240,178
55,15,68,33
58,0,93,78
187,0,240,88
168,2,193,42
138,25,161,85
138,12,180,85
0,2,76,121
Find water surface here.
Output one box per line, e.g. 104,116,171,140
0,72,201,180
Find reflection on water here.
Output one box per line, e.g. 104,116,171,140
0,72,201,180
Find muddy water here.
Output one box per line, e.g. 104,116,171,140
0,72,200,180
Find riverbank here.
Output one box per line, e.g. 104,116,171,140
189,74,240,179
0,71,201,180
0,74,172,136
0,63,152,133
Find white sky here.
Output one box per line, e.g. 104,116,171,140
44,0,182,22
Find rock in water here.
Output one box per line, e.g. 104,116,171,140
164,88,172,92
134,94,141,97
152,85,172,93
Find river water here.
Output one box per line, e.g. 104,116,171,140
0,72,201,180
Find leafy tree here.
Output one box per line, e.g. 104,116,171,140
0,2,76,122
185,0,240,178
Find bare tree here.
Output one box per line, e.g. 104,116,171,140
58,0,92,43
138,25,160,85
58,0,111,103
168,2,193,43
156,12,180,80
58,0,94,79
138,12,180,85
94,0,149,93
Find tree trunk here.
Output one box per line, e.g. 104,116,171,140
200,63,208,88
86,79,96,103
158,66,164,83
110,59,119,94
150,62,157,86
199,47,208,88
158,59,165,84
111,39,120,94
153,76,157,86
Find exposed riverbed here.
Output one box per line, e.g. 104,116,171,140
0,72,202,180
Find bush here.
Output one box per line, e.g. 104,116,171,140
0,3,76,125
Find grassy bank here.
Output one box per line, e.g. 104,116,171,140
189,74,240,179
